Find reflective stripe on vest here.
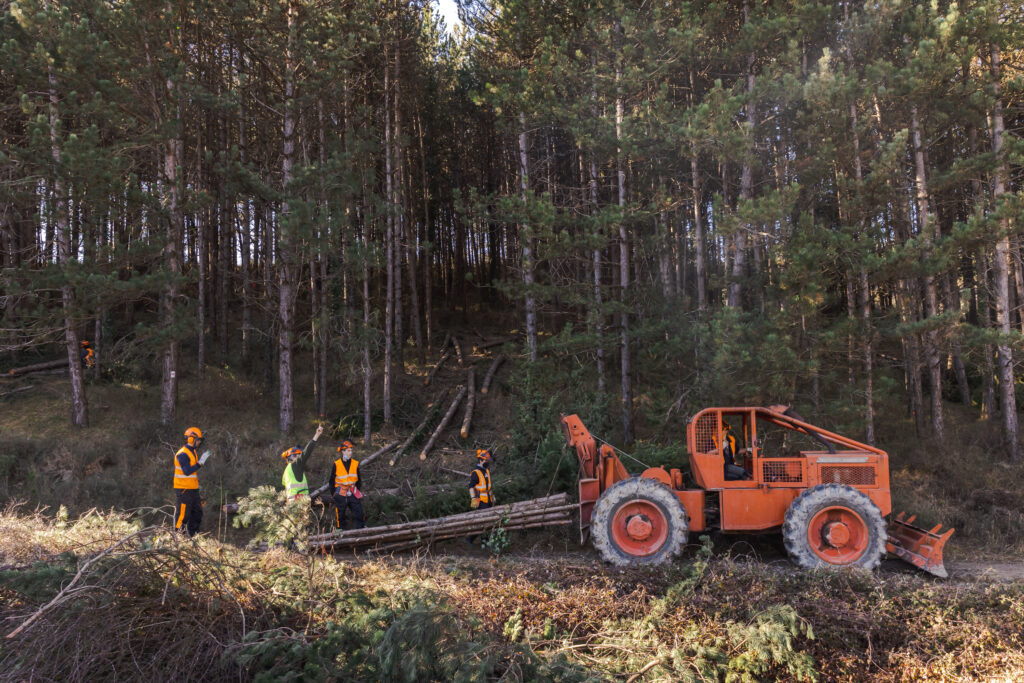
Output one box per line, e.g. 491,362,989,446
473,467,491,503
282,462,308,502
173,446,199,489
334,459,358,494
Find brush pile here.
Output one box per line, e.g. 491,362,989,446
308,493,574,554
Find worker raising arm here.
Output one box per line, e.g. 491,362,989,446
281,423,325,502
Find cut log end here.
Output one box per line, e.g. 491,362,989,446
418,452,427,461
480,388,488,395
388,459,397,467
460,428,469,438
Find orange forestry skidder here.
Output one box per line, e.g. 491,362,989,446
562,405,953,577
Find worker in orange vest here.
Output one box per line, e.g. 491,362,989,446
467,449,493,545
720,423,750,481
79,340,95,368
468,449,493,509
280,424,325,503
173,427,211,536
329,440,364,530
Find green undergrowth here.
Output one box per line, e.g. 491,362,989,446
2,507,1023,681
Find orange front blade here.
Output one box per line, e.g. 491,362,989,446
886,511,954,579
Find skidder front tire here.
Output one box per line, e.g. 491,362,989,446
783,484,887,571
591,477,688,567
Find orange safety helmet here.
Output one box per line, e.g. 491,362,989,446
476,449,491,462
184,427,203,446
281,446,302,460
79,340,91,347
337,440,355,453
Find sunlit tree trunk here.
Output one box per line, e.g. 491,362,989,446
989,43,1019,460
910,102,944,440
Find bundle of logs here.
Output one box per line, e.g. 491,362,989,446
307,493,575,554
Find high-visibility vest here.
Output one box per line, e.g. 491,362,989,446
334,459,359,495
173,446,199,490
472,467,492,504
723,433,737,464
282,462,308,502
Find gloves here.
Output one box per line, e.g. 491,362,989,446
470,498,480,510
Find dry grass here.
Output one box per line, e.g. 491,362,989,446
2,506,1023,681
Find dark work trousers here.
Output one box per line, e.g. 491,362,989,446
467,501,492,544
175,488,203,537
333,493,365,530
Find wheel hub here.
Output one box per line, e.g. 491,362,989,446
823,521,851,548
610,499,670,557
625,515,653,541
807,505,869,565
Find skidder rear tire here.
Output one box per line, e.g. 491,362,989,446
591,477,688,567
783,484,887,571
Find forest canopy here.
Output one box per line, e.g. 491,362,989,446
1,0,1022,456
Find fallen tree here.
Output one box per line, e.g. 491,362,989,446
5,358,68,377
418,384,467,460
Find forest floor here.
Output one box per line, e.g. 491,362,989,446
2,332,1024,680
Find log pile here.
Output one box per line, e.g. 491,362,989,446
308,493,574,554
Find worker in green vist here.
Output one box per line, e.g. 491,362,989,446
330,440,365,530
173,427,212,536
466,449,493,545
280,423,325,503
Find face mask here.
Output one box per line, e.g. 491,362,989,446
343,451,352,461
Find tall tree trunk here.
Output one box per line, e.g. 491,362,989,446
278,0,299,433
910,102,943,439
969,123,996,420
692,155,705,312
197,209,207,377
416,112,432,355
615,24,633,443
989,43,1019,460
151,21,182,426
383,45,394,423
48,40,87,426
846,85,875,444
728,0,755,309
859,270,875,444
519,111,537,362
589,153,606,399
